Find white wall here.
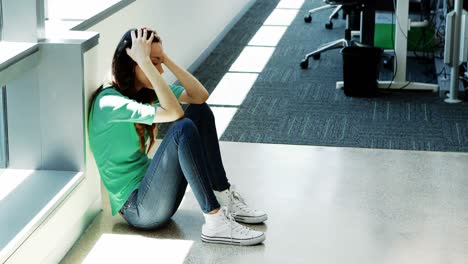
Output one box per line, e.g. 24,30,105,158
87,0,256,86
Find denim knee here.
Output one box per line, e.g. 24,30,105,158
132,218,171,230
126,210,173,230
174,118,198,138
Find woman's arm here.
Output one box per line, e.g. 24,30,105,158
163,55,209,104
126,29,184,121
138,59,184,121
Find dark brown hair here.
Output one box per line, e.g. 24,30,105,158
91,28,161,154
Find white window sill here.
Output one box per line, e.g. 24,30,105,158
44,0,135,35
0,169,84,263
0,42,39,86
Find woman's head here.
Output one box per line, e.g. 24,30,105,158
106,28,165,154
111,28,165,96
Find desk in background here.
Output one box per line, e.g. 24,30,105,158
336,0,439,92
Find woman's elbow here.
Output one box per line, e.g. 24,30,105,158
195,92,209,104
173,109,185,120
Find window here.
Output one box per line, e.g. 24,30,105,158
0,0,7,169
44,0,134,32
0,86,7,169
0,0,3,40
46,0,121,20
0,0,128,261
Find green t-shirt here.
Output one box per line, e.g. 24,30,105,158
88,85,185,216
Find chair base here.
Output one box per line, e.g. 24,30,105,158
305,5,343,25
300,38,350,69
300,3,364,70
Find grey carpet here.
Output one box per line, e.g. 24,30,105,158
160,0,468,152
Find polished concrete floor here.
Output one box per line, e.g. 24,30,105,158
61,142,468,264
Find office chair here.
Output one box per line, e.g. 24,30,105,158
304,2,344,30
300,0,373,69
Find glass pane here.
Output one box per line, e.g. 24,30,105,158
0,86,7,169
46,0,121,20
0,0,3,40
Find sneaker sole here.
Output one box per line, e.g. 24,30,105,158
233,214,268,224
201,233,265,246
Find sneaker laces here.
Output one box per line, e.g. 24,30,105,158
229,186,255,216
220,207,251,242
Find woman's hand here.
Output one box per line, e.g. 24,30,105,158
125,28,155,65
141,27,162,43
141,27,168,64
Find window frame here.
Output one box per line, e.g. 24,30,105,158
0,0,128,261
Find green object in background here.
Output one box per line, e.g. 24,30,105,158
374,12,435,52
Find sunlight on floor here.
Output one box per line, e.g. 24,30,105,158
206,0,305,138
229,47,275,73
82,234,193,264
263,9,300,26
276,0,305,9
248,26,288,47
207,73,259,106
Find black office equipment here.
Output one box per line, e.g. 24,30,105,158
342,46,383,97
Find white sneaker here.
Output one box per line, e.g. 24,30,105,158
202,206,265,246
214,185,268,224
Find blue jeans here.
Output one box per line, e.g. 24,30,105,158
119,103,230,229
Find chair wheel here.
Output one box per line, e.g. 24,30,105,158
325,22,333,30
304,15,312,23
312,53,321,60
300,60,309,69
332,12,339,19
